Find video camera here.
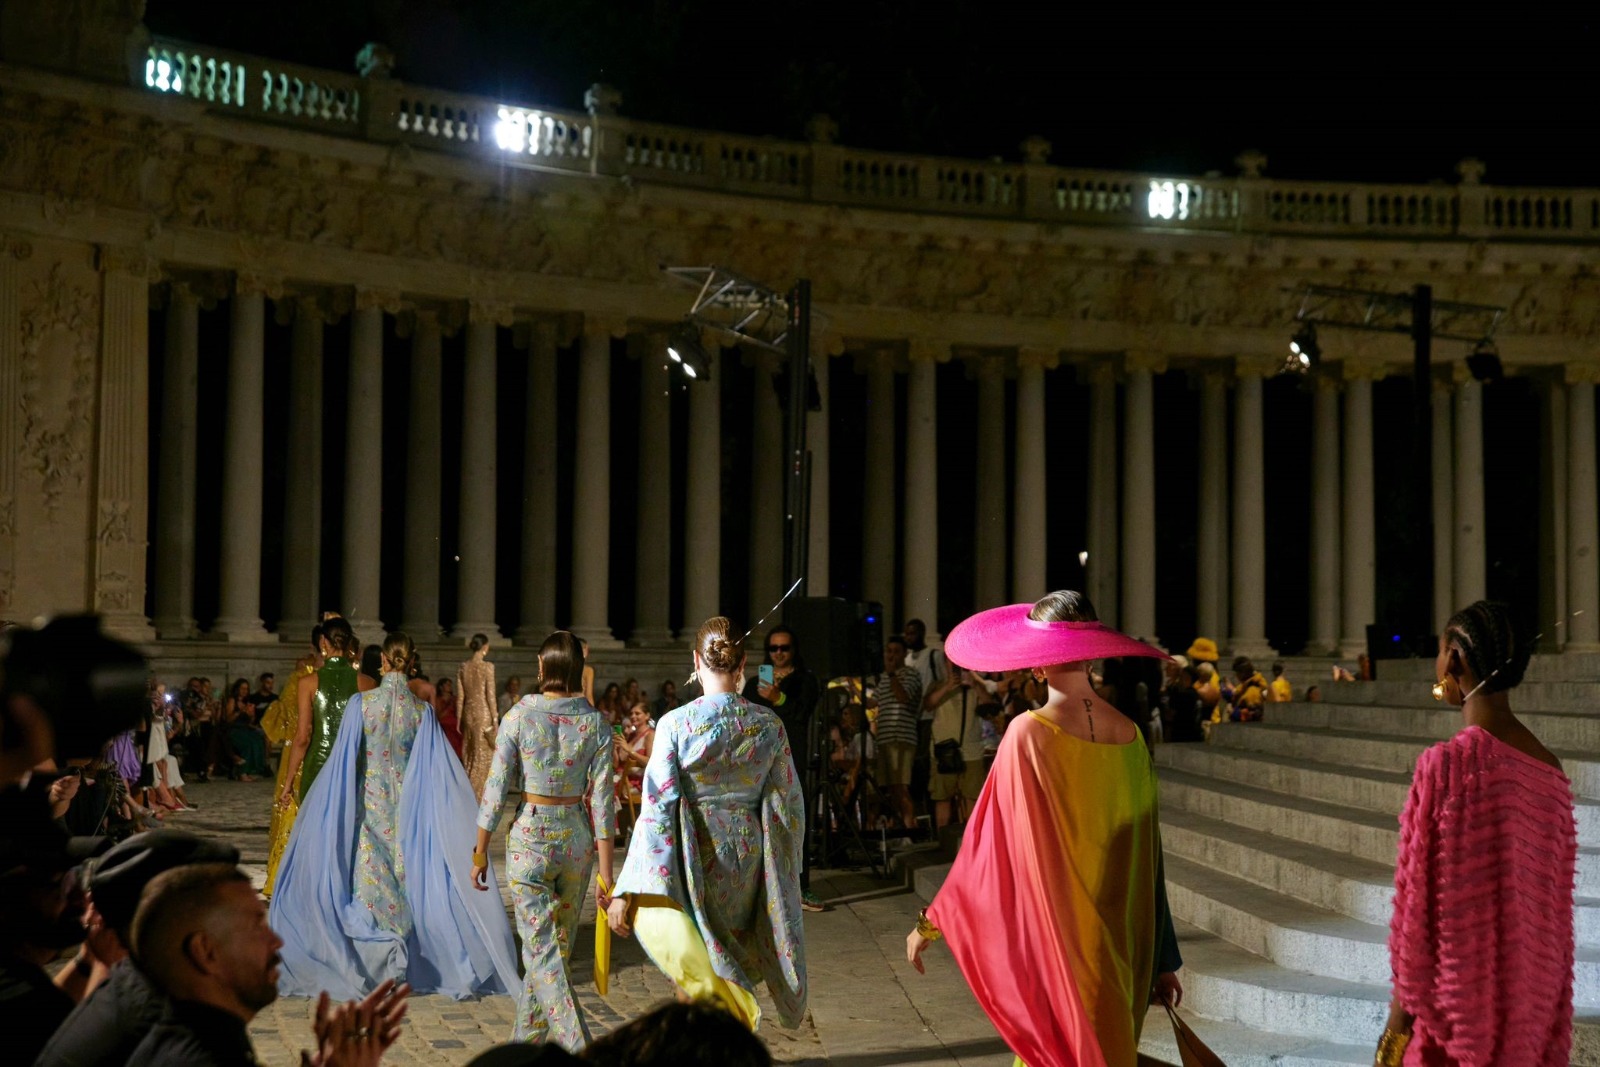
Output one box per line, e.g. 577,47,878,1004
0,615,148,782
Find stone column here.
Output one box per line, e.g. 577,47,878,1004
1341,367,1378,657
1012,349,1052,600
972,354,1007,609
860,350,897,608
1228,359,1271,658
212,280,270,641
632,329,674,645
683,331,722,628
1197,370,1229,642
153,284,200,638
341,298,385,634
748,352,786,629
1453,374,1487,608
516,320,560,643
451,309,502,639
807,347,832,596
1086,361,1119,626
1431,378,1455,633
400,311,443,638
92,250,154,639
903,342,941,632
0,247,15,621
571,316,620,644
279,297,324,633
1542,375,1568,653
1567,366,1600,649
1121,354,1161,642
1309,376,1341,654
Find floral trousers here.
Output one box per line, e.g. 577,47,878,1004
507,803,596,1049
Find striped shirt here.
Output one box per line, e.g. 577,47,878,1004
871,667,923,747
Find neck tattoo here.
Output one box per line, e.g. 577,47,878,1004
1083,698,1096,741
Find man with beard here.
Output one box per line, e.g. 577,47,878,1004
129,863,409,1066
35,830,239,1067
0,789,97,1064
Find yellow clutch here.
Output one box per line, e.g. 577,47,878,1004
594,875,612,995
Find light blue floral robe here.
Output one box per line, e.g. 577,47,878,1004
614,691,808,1027
271,672,519,1000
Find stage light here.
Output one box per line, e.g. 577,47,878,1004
1284,321,1320,374
666,323,712,381
1078,550,1090,567
1468,338,1503,382
494,107,527,152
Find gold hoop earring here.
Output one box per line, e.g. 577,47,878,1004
1031,668,1047,683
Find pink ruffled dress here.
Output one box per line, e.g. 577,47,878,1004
1389,725,1576,1065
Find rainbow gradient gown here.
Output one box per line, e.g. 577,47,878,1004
925,710,1177,1067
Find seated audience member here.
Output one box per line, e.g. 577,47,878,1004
583,1001,772,1067
34,830,239,1067
651,679,681,721
1269,661,1293,703
466,1045,581,1066
1226,657,1269,722
0,789,90,1065
128,862,409,1066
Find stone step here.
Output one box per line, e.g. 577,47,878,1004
1158,741,1600,851
1161,808,1394,926
1163,854,1390,984
1138,1004,1371,1067
1317,677,1600,714
1211,721,1600,800
1235,698,1600,751
1158,766,1400,868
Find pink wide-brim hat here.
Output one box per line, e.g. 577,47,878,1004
943,604,1169,672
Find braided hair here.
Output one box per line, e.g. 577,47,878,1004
1443,600,1531,695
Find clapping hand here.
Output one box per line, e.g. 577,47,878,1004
304,979,410,1067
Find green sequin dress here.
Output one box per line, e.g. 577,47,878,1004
299,655,359,802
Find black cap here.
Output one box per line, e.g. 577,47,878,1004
89,830,240,934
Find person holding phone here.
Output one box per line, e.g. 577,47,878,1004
742,625,824,912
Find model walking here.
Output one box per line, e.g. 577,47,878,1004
458,633,497,799
262,624,322,898
907,591,1182,1067
606,616,806,1031
278,616,360,805
472,631,615,1049
271,631,518,999
1377,600,1574,1066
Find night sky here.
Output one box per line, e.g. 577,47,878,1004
149,2,1596,186
144,3,1562,651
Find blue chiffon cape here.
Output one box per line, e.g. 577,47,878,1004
268,690,519,1000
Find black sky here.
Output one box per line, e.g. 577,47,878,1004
149,2,1597,186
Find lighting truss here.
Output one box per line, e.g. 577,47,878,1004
663,265,792,353
1290,284,1506,344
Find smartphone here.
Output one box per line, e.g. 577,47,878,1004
758,664,774,687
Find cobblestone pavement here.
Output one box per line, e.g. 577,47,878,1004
170,776,1013,1066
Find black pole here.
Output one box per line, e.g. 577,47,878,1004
1412,284,1433,652
783,279,812,593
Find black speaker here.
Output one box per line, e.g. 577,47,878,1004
784,597,883,680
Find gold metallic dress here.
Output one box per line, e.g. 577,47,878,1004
262,663,317,899
457,657,497,801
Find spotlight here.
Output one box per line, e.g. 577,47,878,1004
666,323,713,381
1287,321,1321,373
1467,338,1503,382
493,107,528,152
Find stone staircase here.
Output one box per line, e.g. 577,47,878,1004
1144,657,1600,1065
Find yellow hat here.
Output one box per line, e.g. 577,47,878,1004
1186,637,1220,663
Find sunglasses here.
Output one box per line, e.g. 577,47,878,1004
767,644,792,653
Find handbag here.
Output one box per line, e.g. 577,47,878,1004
1137,1002,1227,1067
933,691,969,775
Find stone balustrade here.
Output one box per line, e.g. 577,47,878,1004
139,35,1600,241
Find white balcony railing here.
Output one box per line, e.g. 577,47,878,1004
138,36,1600,243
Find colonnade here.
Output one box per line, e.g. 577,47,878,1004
142,277,1600,655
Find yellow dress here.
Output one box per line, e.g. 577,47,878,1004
263,663,316,899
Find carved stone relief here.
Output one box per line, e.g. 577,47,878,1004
18,262,96,516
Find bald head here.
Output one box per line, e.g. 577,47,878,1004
131,863,281,1018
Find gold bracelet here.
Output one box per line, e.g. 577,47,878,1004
915,907,943,942
471,851,488,867
1374,1028,1410,1066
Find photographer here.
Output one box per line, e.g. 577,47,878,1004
924,665,988,829
742,625,824,912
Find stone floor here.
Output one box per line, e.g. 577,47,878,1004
164,776,1018,1066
